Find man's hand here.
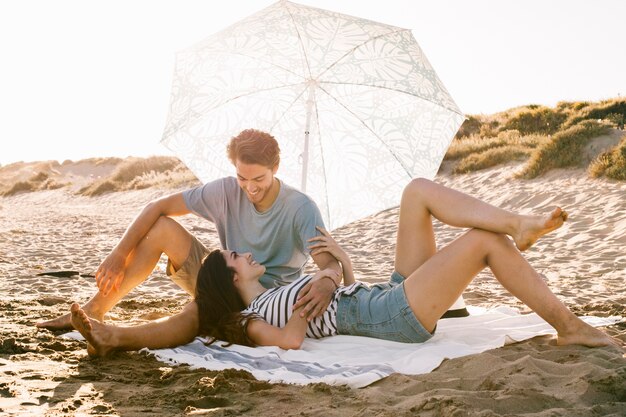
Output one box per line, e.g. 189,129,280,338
292,269,339,321
95,251,127,296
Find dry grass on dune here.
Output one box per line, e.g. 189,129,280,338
448,98,626,178
452,145,530,174
78,156,200,196
0,156,200,196
1,163,66,196
589,133,626,180
455,98,626,141
517,120,611,179
445,130,549,174
63,156,125,166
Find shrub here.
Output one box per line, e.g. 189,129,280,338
80,180,117,196
31,171,50,182
445,135,507,161
110,156,180,183
588,134,626,180
518,120,611,179
478,120,500,138
562,99,626,129
455,115,484,139
605,113,625,129
453,146,531,174
500,106,567,135
76,156,198,196
445,130,548,162
2,181,36,196
1,170,64,195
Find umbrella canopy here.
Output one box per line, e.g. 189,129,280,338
161,0,464,230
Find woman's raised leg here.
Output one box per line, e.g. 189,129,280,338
402,229,619,348
394,178,566,279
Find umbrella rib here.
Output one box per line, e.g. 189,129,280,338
310,87,332,228
268,84,309,132
219,50,307,81
174,82,307,133
215,82,305,108
316,84,413,180
315,28,407,80
283,1,313,80
311,27,463,116
319,81,464,116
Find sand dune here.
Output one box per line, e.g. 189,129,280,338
0,159,624,416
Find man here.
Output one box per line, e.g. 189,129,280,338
38,129,341,331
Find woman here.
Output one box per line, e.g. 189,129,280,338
69,179,620,354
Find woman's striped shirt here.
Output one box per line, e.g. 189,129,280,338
243,274,363,338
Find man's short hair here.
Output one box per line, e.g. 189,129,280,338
227,129,280,168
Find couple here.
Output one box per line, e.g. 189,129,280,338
38,129,619,353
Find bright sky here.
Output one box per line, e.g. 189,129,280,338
1,0,625,165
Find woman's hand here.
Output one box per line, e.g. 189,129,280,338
308,227,355,285
308,226,349,264
95,250,127,296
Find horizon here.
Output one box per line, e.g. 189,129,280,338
1,0,625,165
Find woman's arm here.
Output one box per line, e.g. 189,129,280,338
246,310,308,350
307,226,355,285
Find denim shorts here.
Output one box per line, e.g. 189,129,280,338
336,271,434,343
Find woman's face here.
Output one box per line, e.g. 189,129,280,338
222,250,265,282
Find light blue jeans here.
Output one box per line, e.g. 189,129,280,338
336,271,434,343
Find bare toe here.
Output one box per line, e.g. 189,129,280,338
515,207,567,251
69,303,114,357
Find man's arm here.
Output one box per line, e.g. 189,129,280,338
96,192,190,295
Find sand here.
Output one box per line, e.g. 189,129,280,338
0,160,624,416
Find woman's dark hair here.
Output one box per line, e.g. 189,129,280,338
195,249,258,347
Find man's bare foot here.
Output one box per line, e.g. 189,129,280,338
557,321,624,350
514,207,568,251
37,307,104,331
70,303,116,357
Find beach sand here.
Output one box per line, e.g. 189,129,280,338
0,160,624,416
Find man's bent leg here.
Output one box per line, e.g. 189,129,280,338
37,216,195,330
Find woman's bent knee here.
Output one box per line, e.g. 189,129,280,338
402,178,433,203
465,229,512,254
405,177,432,193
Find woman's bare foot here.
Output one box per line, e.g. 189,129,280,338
37,307,104,331
70,303,116,357
36,312,75,331
514,207,568,251
556,321,624,350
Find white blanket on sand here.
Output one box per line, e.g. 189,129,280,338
139,307,622,388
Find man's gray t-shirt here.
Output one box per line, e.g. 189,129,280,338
183,177,325,288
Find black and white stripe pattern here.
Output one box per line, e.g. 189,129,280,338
244,275,362,339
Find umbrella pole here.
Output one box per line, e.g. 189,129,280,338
302,81,316,193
